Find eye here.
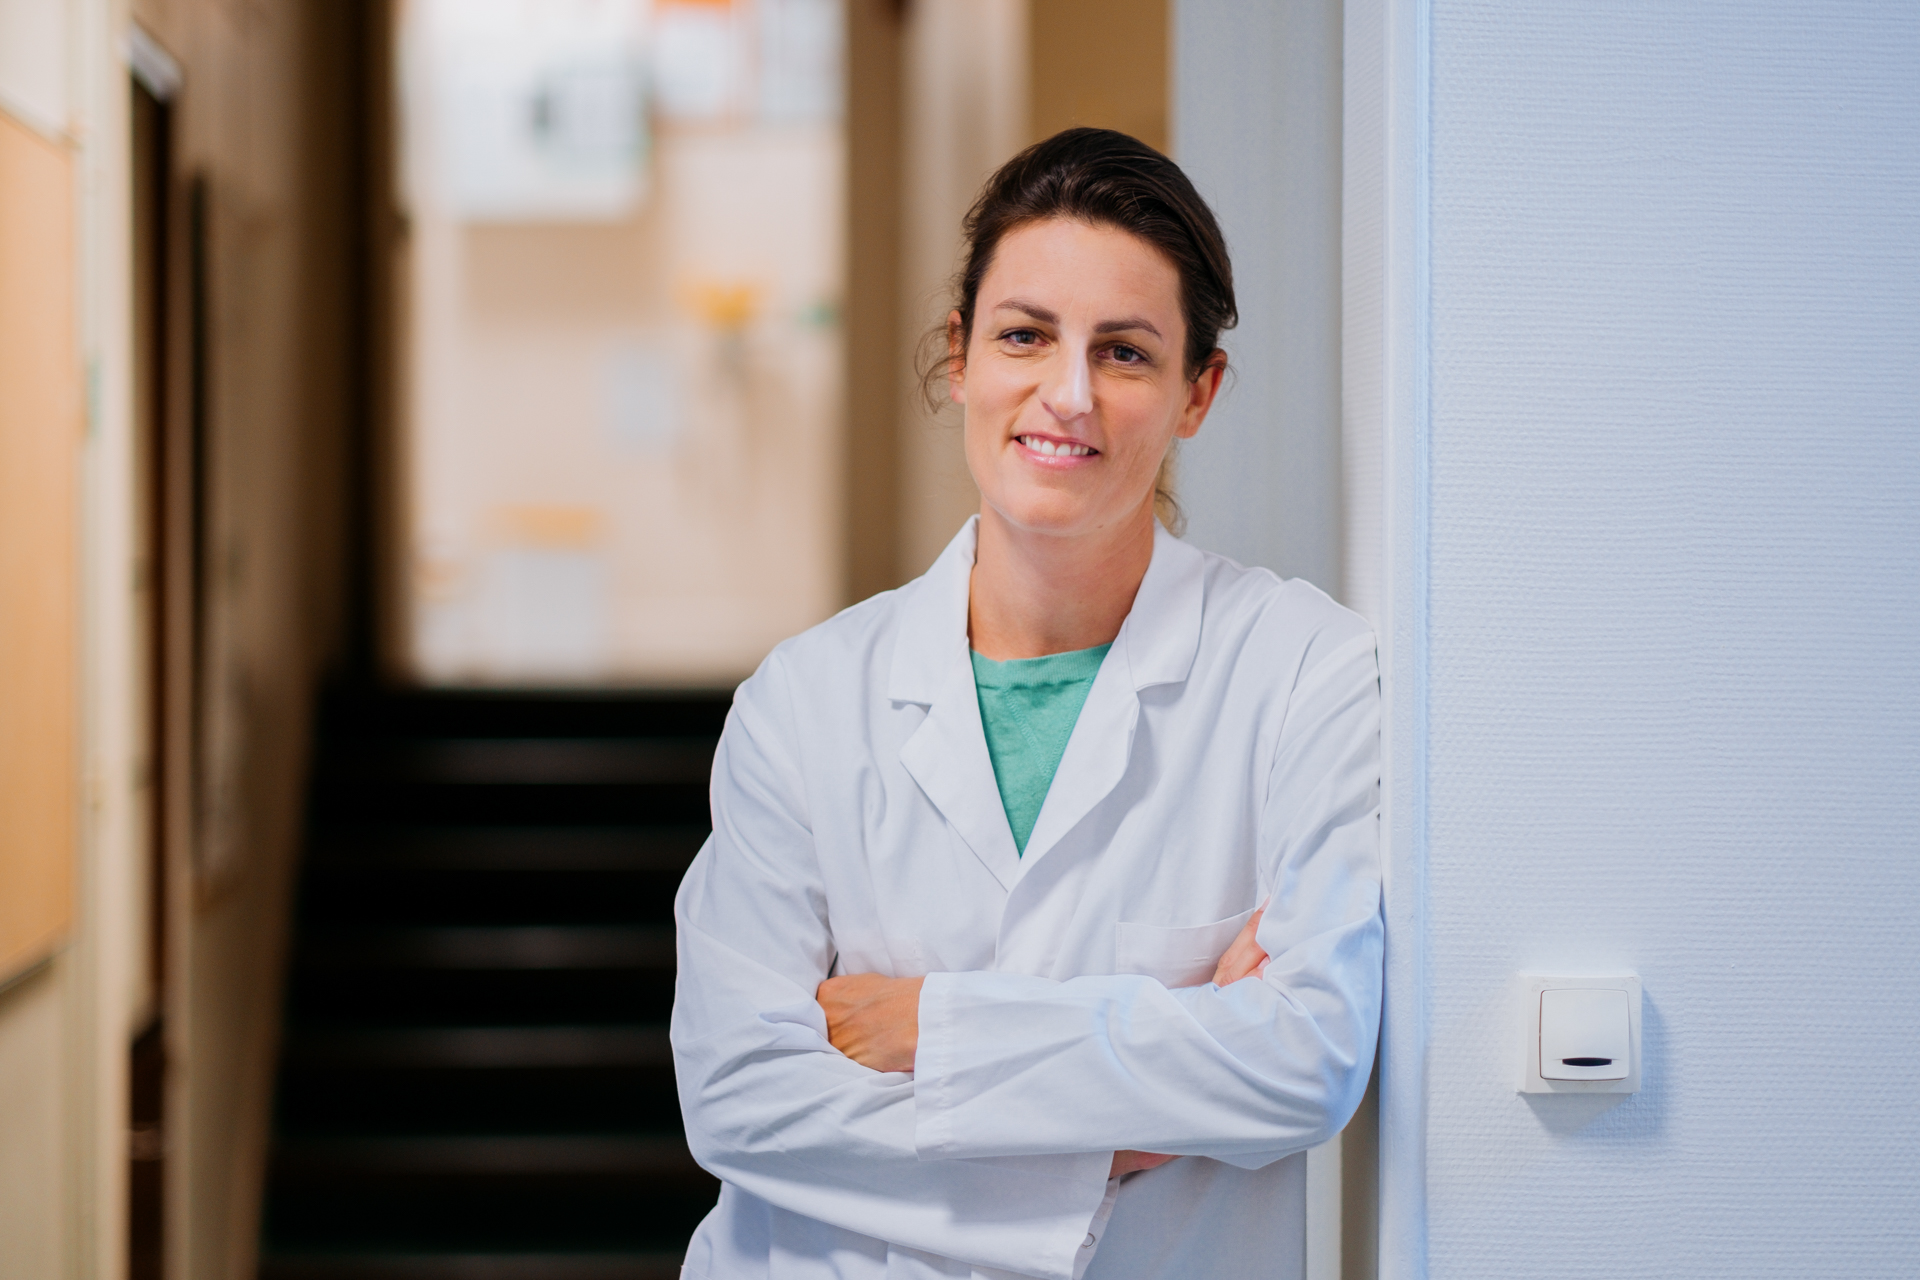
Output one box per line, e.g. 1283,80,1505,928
1107,343,1148,366
1000,328,1044,348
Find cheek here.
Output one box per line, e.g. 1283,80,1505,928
964,358,1022,412
1105,382,1186,458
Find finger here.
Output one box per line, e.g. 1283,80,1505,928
1212,908,1268,984
1214,945,1254,985
1240,905,1267,942
1213,943,1267,986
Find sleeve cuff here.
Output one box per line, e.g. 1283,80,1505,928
1072,1178,1123,1280
913,969,959,1158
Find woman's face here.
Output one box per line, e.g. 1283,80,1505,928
955,217,1222,543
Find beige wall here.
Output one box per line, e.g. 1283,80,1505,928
1030,0,1168,153
0,3,89,1274
841,0,903,604
892,0,1027,580
0,0,364,1277
0,74,80,996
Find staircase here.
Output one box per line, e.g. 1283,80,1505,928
260,689,730,1280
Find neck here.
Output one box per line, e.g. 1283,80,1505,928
968,502,1158,661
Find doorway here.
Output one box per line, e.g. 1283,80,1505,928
390,0,848,686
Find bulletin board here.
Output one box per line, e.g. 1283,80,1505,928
0,109,79,984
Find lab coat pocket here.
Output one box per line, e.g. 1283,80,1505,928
1114,907,1257,988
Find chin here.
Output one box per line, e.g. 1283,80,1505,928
988,490,1101,538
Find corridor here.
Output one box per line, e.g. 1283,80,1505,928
4,1,1919,1278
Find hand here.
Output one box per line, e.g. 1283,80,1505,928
1111,1149,1179,1178
818,973,924,1073
1211,903,1270,986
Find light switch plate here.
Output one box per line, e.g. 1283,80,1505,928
1517,972,1641,1094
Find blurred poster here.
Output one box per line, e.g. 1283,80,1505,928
400,0,846,685
757,0,841,122
652,0,742,121
415,0,650,221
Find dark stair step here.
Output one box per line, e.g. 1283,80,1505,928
285,969,676,1028
284,1025,675,1070
322,739,718,787
275,1027,680,1134
305,786,710,830
296,827,703,927
317,689,733,742
308,741,715,826
285,925,678,1026
296,870,685,928
263,1136,717,1254
273,1133,705,1178
259,1253,686,1280
295,926,678,971
304,827,707,872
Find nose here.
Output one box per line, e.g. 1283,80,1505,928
1041,344,1093,422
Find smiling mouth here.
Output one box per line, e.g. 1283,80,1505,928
1016,435,1097,458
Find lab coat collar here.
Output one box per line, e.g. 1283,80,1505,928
885,517,1204,704
890,517,1206,888
887,518,980,706
1118,520,1206,691
893,518,1022,886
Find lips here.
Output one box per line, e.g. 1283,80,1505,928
1015,435,1097,458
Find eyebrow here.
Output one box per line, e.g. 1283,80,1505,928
992,298,1164,341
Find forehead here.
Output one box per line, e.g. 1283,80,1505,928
980,218,1184,322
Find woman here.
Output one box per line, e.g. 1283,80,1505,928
673,128,1381,1280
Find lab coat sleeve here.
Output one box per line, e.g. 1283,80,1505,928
914,628,1382,1169
672,653,1115,1280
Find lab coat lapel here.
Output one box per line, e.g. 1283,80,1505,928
898,661,1023,890
1015,524,1206,874
1014,659,1138,874
891,519,1023,890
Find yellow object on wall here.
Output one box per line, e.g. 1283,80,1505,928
0,109,79,983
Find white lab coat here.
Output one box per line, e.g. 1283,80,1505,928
673,518,1382,1280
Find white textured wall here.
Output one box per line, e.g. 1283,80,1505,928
1419,3,1920,1275
1172,0,1343,592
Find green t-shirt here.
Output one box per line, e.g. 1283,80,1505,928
969,643,1112,855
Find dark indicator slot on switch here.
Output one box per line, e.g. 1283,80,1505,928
1561,1057,1613,1067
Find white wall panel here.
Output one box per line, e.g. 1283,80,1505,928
0,965,68,1280
0,0,70,137
1416,3,1920,1275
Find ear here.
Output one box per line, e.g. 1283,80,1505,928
1173,351,1227,440
947,310,967,405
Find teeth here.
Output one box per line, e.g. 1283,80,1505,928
1019,436,1092,457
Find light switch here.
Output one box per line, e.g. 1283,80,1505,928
1517,973,1641,1094
1539,988,1629,1080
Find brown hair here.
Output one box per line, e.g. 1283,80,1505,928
926,127,1238,532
